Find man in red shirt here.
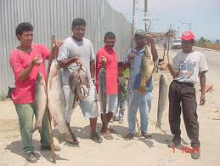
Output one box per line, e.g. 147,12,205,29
96,32,118,140
9,22,58,163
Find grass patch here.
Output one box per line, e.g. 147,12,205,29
195,43,220,50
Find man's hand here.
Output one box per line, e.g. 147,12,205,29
32,55,42,66
200,93,205,105
75,57,82,67
158,61,168,70
145,34,154,44
128,53,135,62
101,56,107,68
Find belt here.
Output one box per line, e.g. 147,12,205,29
174,80,194,87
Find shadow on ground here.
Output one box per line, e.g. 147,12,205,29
5,140,68,163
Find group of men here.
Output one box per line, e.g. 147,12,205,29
9,18,208,163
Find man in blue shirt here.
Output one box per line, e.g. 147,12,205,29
124,29,158,140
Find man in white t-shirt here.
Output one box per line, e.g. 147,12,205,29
159,31,208,159
57,18,102,144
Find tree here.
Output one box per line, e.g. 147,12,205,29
197,37,207,47
215,39,220,44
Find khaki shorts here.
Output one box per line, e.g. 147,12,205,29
63,82,99,123
100,94,118,114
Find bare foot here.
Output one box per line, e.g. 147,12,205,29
103,131,114,140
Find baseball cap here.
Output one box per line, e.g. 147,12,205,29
134,29,146,37
181,31,195,41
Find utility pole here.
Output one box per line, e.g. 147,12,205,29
131,0,136,48
144,0,148,33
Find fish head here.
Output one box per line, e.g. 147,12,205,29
99,68,106,77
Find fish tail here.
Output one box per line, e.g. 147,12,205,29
156,121,161,129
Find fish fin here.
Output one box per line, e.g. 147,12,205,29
156,122,167,134
156,122,161,129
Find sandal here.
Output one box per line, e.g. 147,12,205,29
141,131,152,139
103,132,114,140
123,133,134,140
91,132,103,143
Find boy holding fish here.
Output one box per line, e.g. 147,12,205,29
9,22,60,163
96,32,118,140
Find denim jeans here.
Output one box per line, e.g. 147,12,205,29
127,90,153,134
115,97,126,119
14,103,50,154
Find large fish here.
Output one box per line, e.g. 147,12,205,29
98,68,107,113
138,46,154,95
69,67,90,108
47,59,72,142
156,74,168,129
33,73,47,132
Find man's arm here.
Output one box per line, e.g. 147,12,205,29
145,35,158,62
123,51,135,69
167,63,179,78
159,62,179,78
90,60,95,81
57,43,81,68
149,41,158,62
19,56,41,82
58,57,80,68
199,71,206,105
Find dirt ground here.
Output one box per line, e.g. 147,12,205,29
0,47,220,166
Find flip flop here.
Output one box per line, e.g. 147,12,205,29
100,127,116,133
103,133,114,140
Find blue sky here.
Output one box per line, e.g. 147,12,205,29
107,0,220,41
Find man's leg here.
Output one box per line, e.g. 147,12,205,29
101,95,117,140
15,104,37,163
181,85,200,159
168,81,182,147
89,117,97,134
124,90,138,140
80,83,102,143
106,112,114,122
100,113,110,132
139,91,153,138
119,98,126,123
